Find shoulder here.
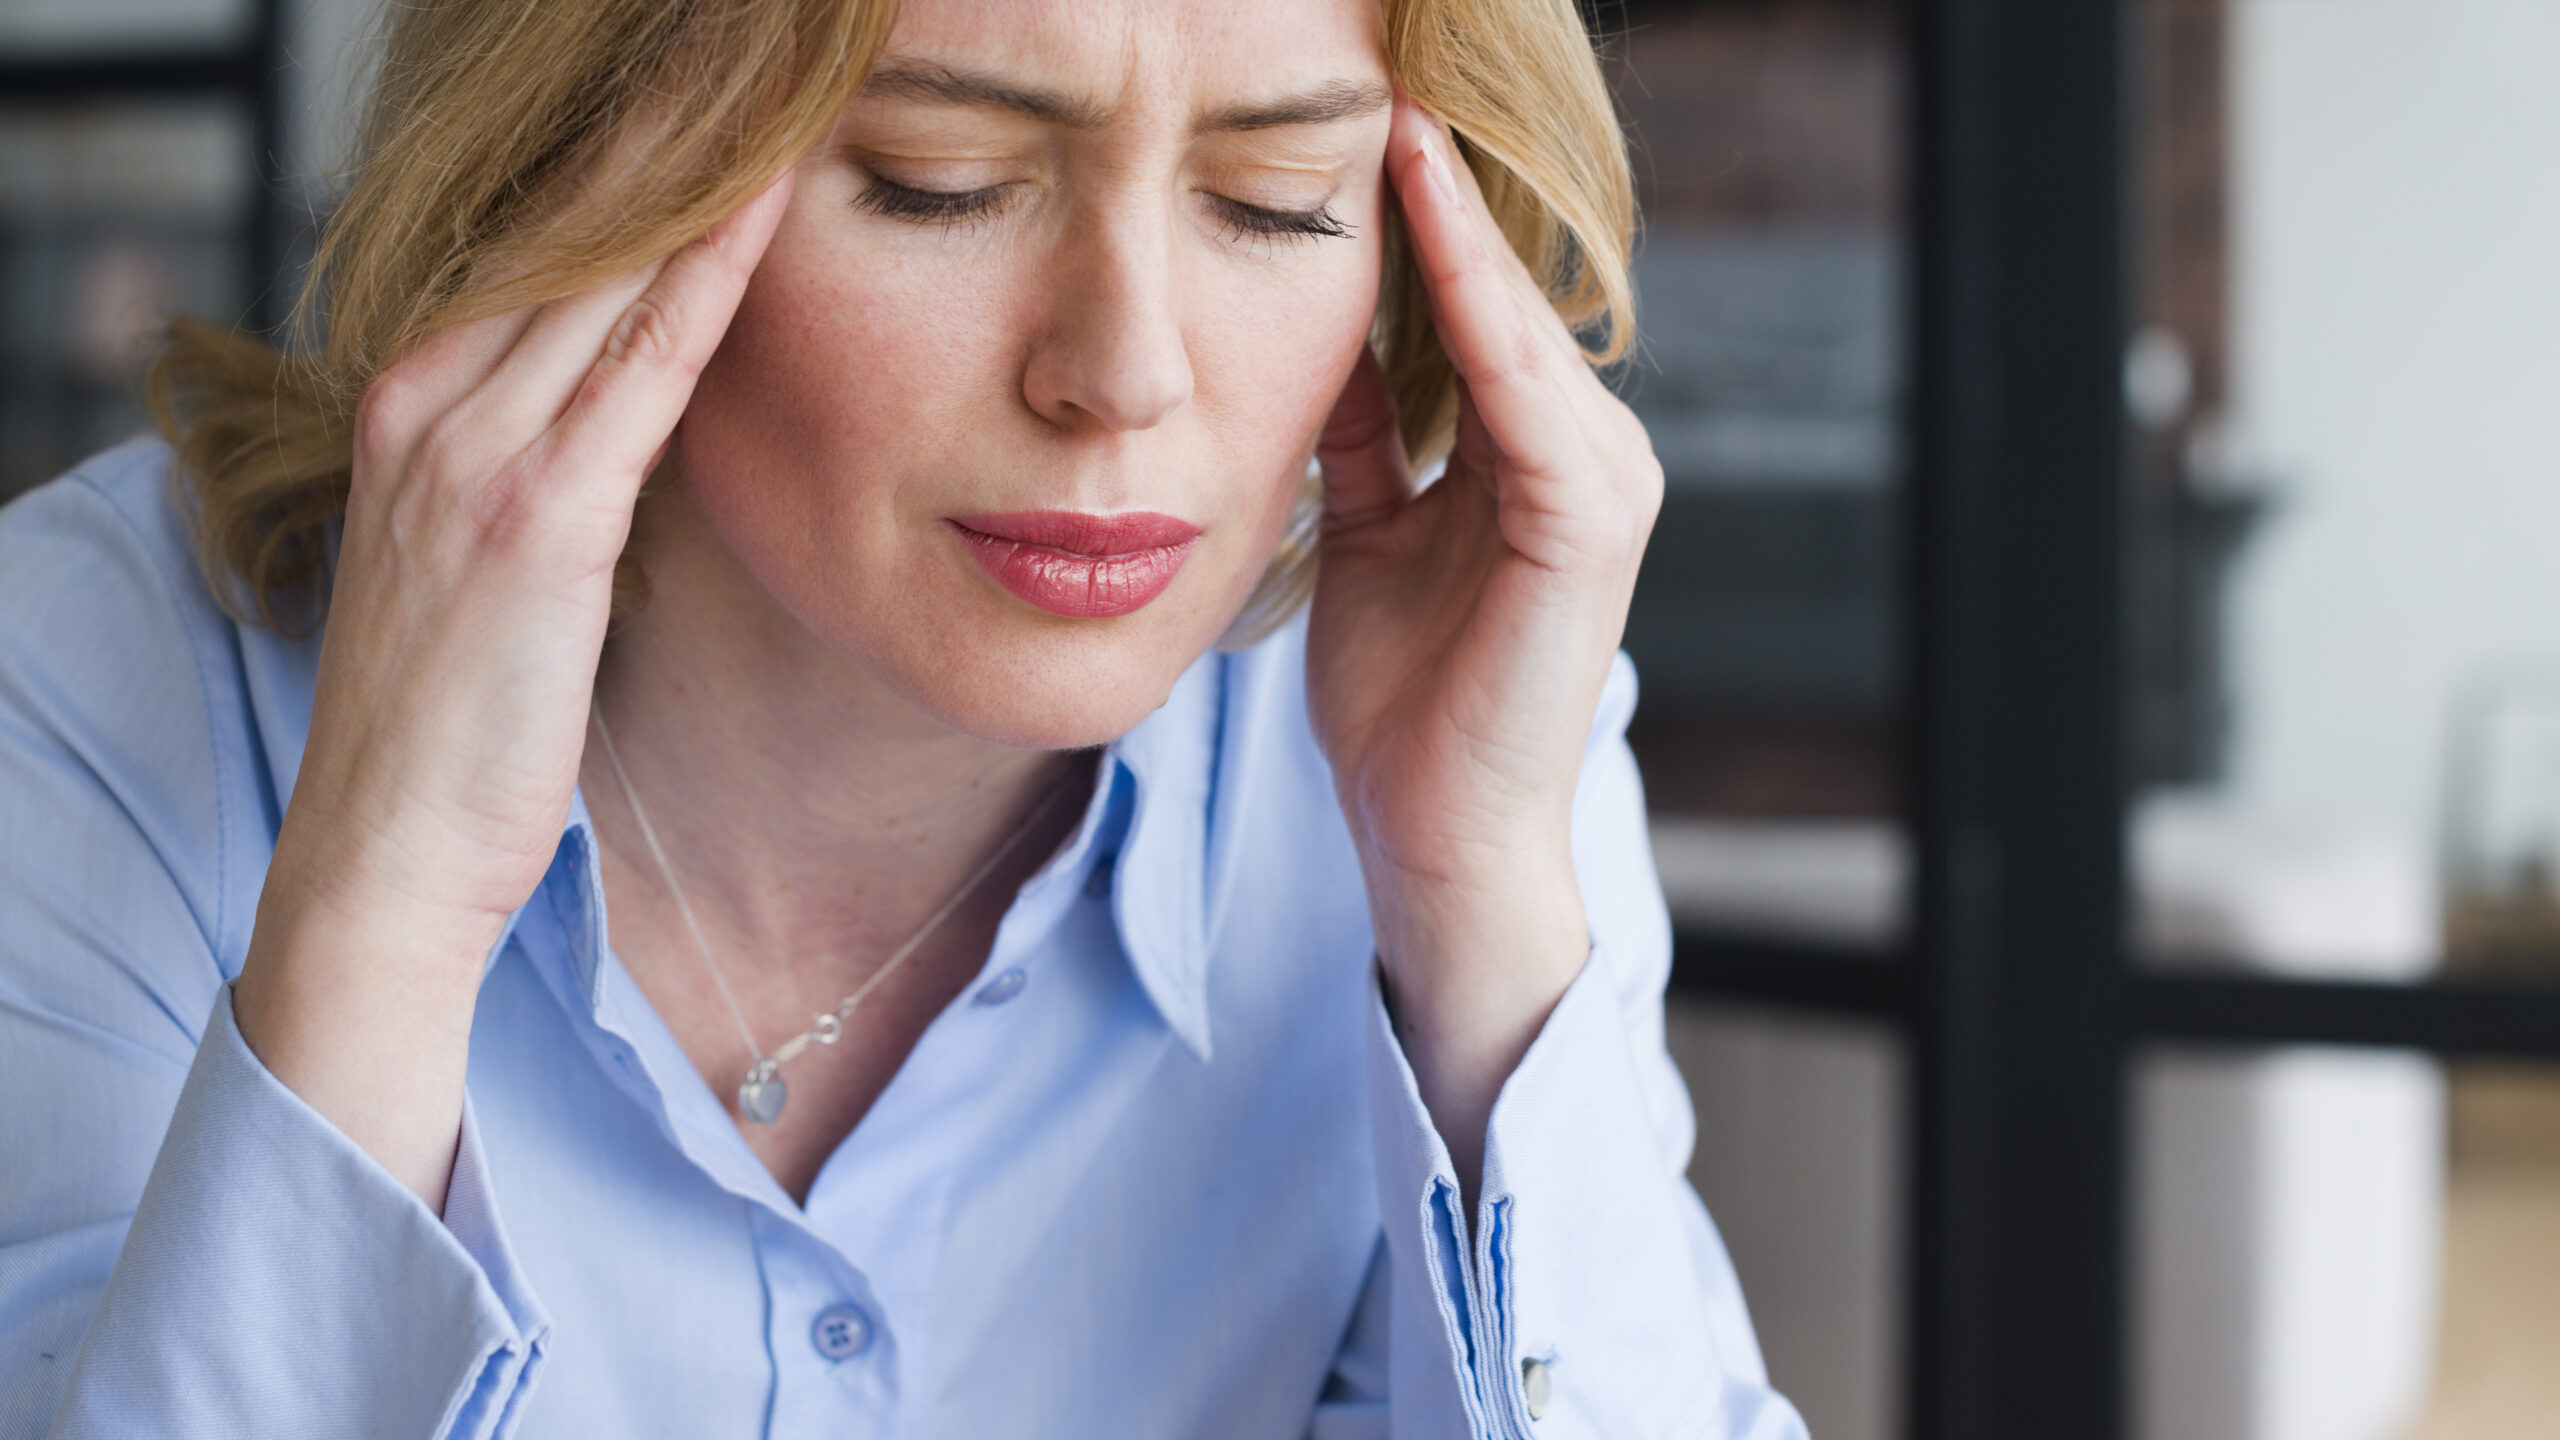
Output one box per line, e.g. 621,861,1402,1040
0,438,304,998
0,436,250,674
0,441,238,856
0,437,219,643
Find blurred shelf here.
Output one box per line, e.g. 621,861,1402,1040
2135,974,2560,1061
0,51,263,101
1669,933,2560,1061
1672,929,1914,1019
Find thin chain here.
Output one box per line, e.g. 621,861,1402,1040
593,708,766,1066
589,706,1081,1088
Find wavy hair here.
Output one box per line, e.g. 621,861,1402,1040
151,0,1634,640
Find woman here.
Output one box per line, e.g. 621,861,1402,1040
0,0,1803,1433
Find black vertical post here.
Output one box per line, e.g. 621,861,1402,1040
1903,1,2129,1438
245,0,291,336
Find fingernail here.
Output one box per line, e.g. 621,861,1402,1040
1420,139,1460,206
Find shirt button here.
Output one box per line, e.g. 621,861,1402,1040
1521,1357,1552,1420
811,1304,874,1361
973,967,1028,1007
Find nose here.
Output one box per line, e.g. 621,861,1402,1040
1021,208,1194,432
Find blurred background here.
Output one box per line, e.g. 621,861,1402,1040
7,0,2560,1437
1609,3,2560,1438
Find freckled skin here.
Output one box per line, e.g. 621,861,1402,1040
675,0,1392,750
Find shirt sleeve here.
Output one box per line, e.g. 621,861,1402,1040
0,466,549,1438
1351,653,1810,1439
35,988,552,1440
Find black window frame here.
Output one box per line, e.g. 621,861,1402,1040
1670,3,2560,1438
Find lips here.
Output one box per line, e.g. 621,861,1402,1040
948,510,1201,619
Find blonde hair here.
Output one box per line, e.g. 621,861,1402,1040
151,0,1634,638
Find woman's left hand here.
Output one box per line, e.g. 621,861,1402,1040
1307,98,1663,1187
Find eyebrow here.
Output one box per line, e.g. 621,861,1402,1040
1200,79,1393,133
862,60,1391,135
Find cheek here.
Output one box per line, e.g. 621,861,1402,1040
679,218,1036,635
690,232,1009,507
1183,242,1386,550
1193,247,1383,448
669,238,972,711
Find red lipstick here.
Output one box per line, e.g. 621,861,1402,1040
948,510,1201,618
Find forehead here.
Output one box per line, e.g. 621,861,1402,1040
877,0,1391,116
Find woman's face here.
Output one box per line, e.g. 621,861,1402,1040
677,0,1395,749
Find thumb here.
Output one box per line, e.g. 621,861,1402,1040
1315,346,1413,529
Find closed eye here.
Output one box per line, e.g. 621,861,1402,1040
856,177,1353,247
1207,194,1353,243
856,177,1007,225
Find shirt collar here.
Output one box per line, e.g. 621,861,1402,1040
529,648,1228,1063
1100,651,1223,1060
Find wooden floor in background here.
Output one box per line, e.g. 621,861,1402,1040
2399,1066,2560,1440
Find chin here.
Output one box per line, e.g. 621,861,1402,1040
865,592,1237,751
900,655,1191,752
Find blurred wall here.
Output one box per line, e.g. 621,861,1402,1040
2224,0,2560,838
281,0,376,190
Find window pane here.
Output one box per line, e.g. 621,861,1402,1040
1614,0,1909,951
0,100,251,501
1669,999,1904,1440
2128,0,2560,985
2134,1045,2560,1439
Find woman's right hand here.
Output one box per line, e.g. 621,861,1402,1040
232,173,796,1206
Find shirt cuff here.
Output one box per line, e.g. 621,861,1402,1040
1367,951,1802,1438
1365,966,1497,1438
47,984,551,1440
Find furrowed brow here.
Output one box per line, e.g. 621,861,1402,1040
1198,79,1392,134
862,59,1112,129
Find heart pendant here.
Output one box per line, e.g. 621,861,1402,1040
738,1063,789,1124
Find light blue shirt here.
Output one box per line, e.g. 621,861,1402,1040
0,439,1805,1439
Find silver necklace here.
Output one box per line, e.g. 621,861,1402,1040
591,708,1078,1125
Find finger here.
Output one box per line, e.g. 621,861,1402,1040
1314,347,1413,527
476,158,797,443
542,167,797,491
444,94,688,425
1392,100,1582,339
357,305,540,472
397,306,541,403
1387,101,1594,472
463,260,668,441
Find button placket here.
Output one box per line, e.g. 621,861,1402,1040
750,1208,896,1433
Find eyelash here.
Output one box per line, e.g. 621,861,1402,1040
857,179,1005,225
1209,194,1353,244
854,179,1352,244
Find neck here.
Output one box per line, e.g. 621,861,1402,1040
584,484,1090,972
